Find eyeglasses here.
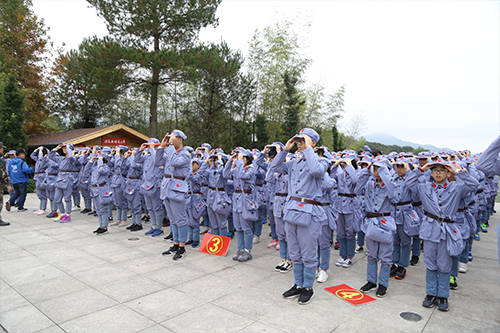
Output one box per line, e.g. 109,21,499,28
432,169,448,174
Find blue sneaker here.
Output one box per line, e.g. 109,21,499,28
474,233,480,241
468,252,473,261
192,241,199,248
422,295,437,308
185,239,194,245
145,227,155,235
227,231,234,239
152,229,164,237
480,223,488,233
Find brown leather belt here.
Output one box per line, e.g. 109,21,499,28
392,201,411,206
457,208,465,212
290,196,321,205
366,212,391,218
208,186,225,191
338,193,356,198
235,189,252,194
91,182,107,188
60,170,79,173
424,211,454,223
275,193,288,197
165,175,185,181
193,191,204,195
467,201,475,207
48,173,58,176
255,184,263,187
476,189,483,194
319,202,330,206
412,201,422,207
115,173,127,177
128,177,140,180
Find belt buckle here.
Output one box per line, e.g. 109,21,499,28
301,198,306,203
437,216,444,222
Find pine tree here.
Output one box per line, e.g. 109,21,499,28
280,71,304,142
254,113,270,149
0,74,28,150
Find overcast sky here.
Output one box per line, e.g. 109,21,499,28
32,0,500,153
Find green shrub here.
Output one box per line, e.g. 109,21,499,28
28,178,36,193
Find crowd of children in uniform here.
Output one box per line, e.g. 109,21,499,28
9,130,499,309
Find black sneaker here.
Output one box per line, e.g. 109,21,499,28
282,285,302,299
376,285,387,297
437,297,449,311
280,261,293,273
422,295,437,308
164,233,173,242
395,266,407,280
143,216,150,222
0,221,11,226
126,224,135,230
95,227,108,235
410,255,419,266
389,264,398,278
162,245,179,256
334,241,339,250
141,215,148,221
298,288,314,305
173,247,186,261
162,218,170,227
130,224,143,231
88,210,96,216
93,227,102,234
360,281,377,293
80,208,91,214
17,208,28,212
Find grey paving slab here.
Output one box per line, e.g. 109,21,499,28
124,288,206,323
92,275,166,303
160,303,254,333
332,317,402,333
423,310,500,333
71,263,138,287
173,274,245,302
59,304,156,333
0,280,31,312
237,321,287,333
35,288,118,323
138,324,175,333
146,264,206,287
13,275,87,303
33,325,66,333
0,304,55,333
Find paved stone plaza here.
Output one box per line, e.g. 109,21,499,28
1,194,499,333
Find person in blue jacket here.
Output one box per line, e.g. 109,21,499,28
7,148,33,212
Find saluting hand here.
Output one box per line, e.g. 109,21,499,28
284,136,297,151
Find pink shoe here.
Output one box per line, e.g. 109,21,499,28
267,239,278,248
36,210,46,215
276,241,280,250
33,209,41,215
60,215,71,223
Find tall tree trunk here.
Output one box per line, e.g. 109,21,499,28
149,34,160,137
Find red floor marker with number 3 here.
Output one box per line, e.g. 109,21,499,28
199,234,231,257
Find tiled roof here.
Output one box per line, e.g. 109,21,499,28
28,126,112,147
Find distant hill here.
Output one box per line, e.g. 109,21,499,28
365,133,449,152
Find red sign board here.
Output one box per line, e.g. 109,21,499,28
103,137,127,146
325,284,376,306
198,234,231,257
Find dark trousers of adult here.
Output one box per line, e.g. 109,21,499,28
9,182,28,210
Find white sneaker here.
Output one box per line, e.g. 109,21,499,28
118,221,127,227
342,259,353,268
335,258,346,267
458,262,468,273
33,209,41,215
252,235,261,244
109,221,120,226
317,270,329,283
36,209,46,215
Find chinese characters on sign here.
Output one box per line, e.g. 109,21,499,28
103,138,127,146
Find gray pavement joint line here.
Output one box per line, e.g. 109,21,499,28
0,324,8,333
0,277,68,333
329,313,353,332
420,306,437,333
